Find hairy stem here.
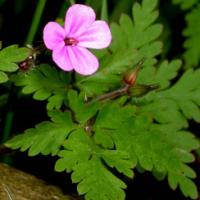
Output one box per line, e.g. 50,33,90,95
89,85,130,103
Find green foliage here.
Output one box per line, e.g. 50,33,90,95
11,64,70,109
0,45,29,83
54,97,134,200
134,60,200,132
160,69,200,122
5,110,75,156
5,0,200,200
96,102,199,199
76,0,162,96
55,129,131,200
183,4,200,67
6,88,199,199
172,0,199,10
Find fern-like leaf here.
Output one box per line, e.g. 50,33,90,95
55,129,133,200
183,4,200,67
136,61,200,129
5,110,75,156
76,0,162,96
159,69,200,124
94,102,199,199
11,64,70,109
172,0,198,10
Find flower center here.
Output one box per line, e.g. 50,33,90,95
64,37,78,46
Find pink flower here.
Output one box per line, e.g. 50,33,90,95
43,4,112,75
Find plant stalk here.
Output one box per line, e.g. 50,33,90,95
25,0,47,44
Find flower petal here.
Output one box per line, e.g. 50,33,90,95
68,46,99,75
52,44,73,71
65,4,96,38
43,22,66,50
78,20,112,49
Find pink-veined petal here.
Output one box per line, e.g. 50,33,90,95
43,22,66,50
78,20,112,49
52,44,73,71
64,4,96,38
68,46,99,75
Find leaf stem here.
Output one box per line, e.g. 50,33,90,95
25,0,47,44
101,0,108,21
89,85,130,104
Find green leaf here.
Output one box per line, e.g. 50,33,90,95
5,110,76,156
179,176,198,199
140,98,188,129
12,64,70,109
125,121,198,199
172,0,199,10
183,4,200,67
74,159,126,200
55,129,128,200
0,71,8,83
0,45,28,63
160,69,200,123
168,173,198,199
92,100,199,199
138,59,182,89
102,150,134,178
68,90,99,123
55,129,92,173
76,0,162,96
0,45,29,83
136,61,200,129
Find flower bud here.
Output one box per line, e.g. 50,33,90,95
123,67,140,86
123,59,144,86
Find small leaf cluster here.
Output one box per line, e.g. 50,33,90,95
0,45,29,83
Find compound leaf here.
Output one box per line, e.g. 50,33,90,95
12,64,70,109
160,69,200,123
76,0,162,96
55,129,129,200
183,4,200,67
5,110,76,156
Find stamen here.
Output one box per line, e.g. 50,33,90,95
64,37,78,46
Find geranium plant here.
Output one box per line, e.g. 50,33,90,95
1,0,200,199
